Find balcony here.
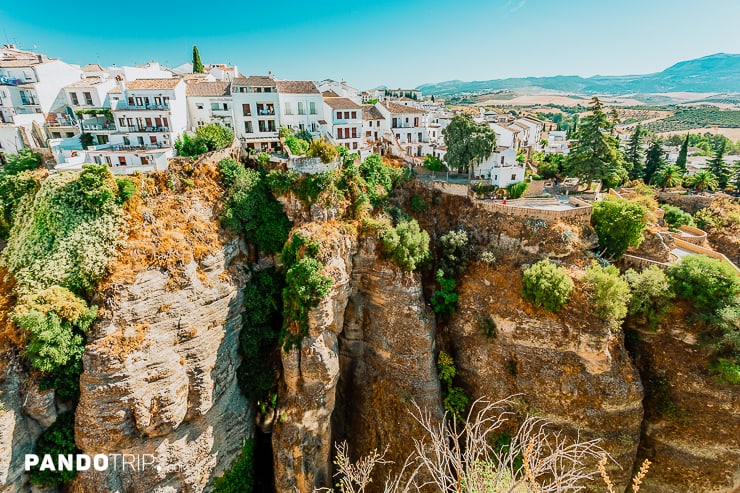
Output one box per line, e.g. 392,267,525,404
82,124,116,133
256,105,275,116
0,76,22,86
46,119,78,128
114,102,170,111
117,126,170,133
111,143,168,151
211,109,231,117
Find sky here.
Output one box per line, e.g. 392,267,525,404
1,0,739,89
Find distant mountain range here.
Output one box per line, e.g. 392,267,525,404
417,53,740,97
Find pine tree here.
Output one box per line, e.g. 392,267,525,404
625,125,644,180
192,45,204,74
731,161,740,191
708,139,729,189
565,97,625,186
644,140,665,185
675,133,689,171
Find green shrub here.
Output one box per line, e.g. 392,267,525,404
0,170,40,239
480,316,497,338
29,411,78,487
439,229,469,277
307,137,338,164
410,194,428,213
219,161,292,255
660,204,694,230
379,218,430,272
174,133,208,157
623,266,675,329
359,154,393,206
506,181,528,199
582,261,631,324
77,164,118,210
437,351,468,422
285,135,309,156
591,197,648,258
3,149,44,175
668,255,740,314
115,177,137,204
195,123,234,152
213,439,255,493
537,159,559,179
521,260,573,312
430,270,458,317
712,358,740,385
38,358,83,401
264,169,299,196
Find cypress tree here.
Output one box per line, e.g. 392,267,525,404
708,139,729,189
625,125,644,180
644,140,665,185
675,134,689,171
192,45,204,74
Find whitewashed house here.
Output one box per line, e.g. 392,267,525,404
545,130,569,155
231,76,280,151
323,96,363,151
276,80,324,137
317,80,362,104
378,101,429,157
185,81,232,131
473,146,525,187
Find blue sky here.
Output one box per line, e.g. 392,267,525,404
1,0,739,89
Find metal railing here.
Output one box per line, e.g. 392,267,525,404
114,102,170,111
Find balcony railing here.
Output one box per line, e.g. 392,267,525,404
116,126,170,133
82,124,116,132
114,102,170,111
47,119,78,128
111,143,168,151
256,108,275,116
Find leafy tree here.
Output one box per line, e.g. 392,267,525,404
537,158,559,179
307,137,338,164
660,204,694,230
521,259,574,312
3,149,44,174
582,261,631,324
195,123,234,151
668,255,740,314
174,133,208,157
439,229,469,277
625,125,644,180
686,170,719,193
591,197,648,258
675,134,689,171
423,154,445,172
708,138,730,189
565,97,625,186
652,164,684,190
359,154,394,206
379,218,430,272
284,135,309,156
192,45,204,73
442,114,496,174
624,266,675,329
643,139,665,185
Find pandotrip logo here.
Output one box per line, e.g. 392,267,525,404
24,454,182,473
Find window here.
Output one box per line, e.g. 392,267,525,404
150,136,157,144
163,117,169,128
196,103,204,110
298,102,305,115
244,121,253,133
155,97,162,105
309,102,316,114
51,132,61,139
418,132,422,142
119,156,127,166
501,156,505,165
258,120,276,132
285,102,293,115
511,174,517,180
242,104,251,116
126,118,134,127
123,136,130,145
337,128,343,139
70,92,79,105
118,118,125,127
135,97,143,106
211,102,221,111
351,127,358,138
351,111,356,119
256,103,274,116
65,132,74,138
141,156,149,165
145,118,152,127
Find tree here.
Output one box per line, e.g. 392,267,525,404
565,97,625,186
582,261,631,325
643,139,665,185
196,123,234,151
708,139,730,189
192,45,204,73
423,154,445,172
625,125,644,180
307,137,338,164
669,254,740,314
686,170,719,193
624,266,675,330
443,114,496,174
3,149,43,174
675,134,689,171
521,259,574,312
379,218,430,272
732,161,740,191
591,197,648,259
652,165,684,190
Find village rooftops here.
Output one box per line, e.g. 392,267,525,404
275,80,320,94
125,78,181,90
81,63,104,72
381,101,425,114
362,105,385,120
324,97,362,110
65,78,111,88
232,75,276,87
186,81,231,97
322,90,340,98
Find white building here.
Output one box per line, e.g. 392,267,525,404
185,81,232,130
514,116,544,149
107,62,172,83
489,122,519,150
473,146,525,187
275,80,324,137
545,130,569,155
231,76,280,151
317,80,361,104
362,104,386,143
323,96,363,151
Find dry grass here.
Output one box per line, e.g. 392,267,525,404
0,267,23,355
96,322,151,362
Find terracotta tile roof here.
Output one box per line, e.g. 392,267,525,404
276,80,319,94
126,78,182,90
109,86,122,94
66,78,109,88
382,101,425,114
232,75,276,87
186,81,231,97
0,59,41,68
81,63,104,72
322,90,340,98
362,105,385,120
323,97,362,110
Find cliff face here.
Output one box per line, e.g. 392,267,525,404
272,222,357,492
630,315,740,493
334,236,444,486
72,241,251,493
446,265,644,491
